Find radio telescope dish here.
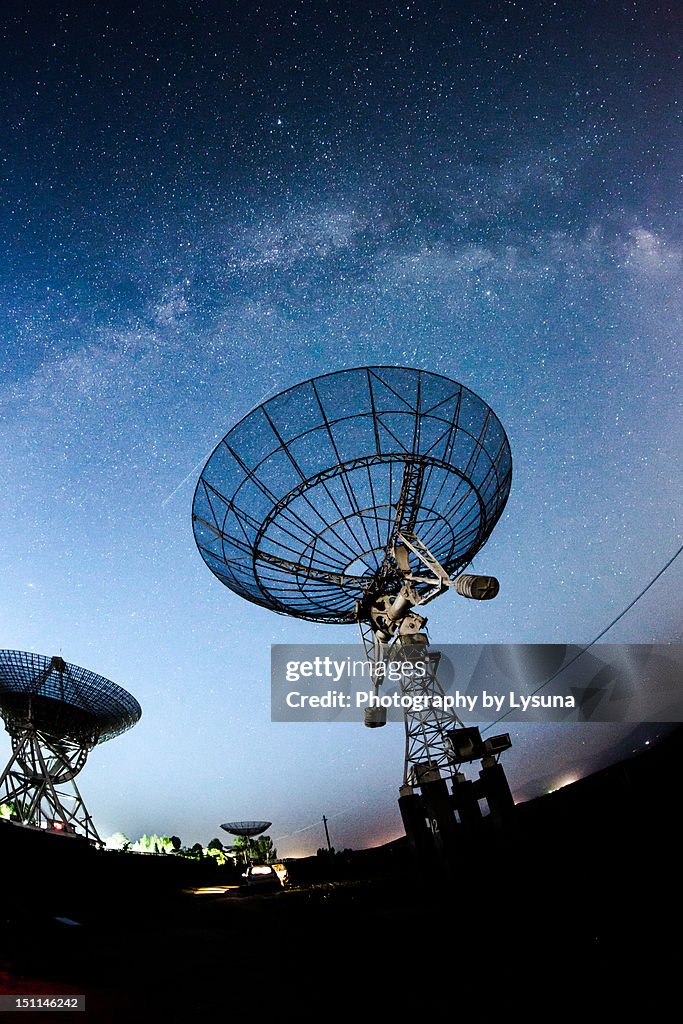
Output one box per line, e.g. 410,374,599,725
0,650,141,842
194,366,514,865
221,820,272,865
192,366,511,624
220,820,272,838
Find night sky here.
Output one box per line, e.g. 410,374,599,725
1,1,681,856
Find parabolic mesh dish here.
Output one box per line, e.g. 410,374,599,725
193,366,512,624
221,821,272,837
0,649,142,747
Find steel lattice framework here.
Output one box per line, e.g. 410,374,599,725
395,648,465,784
0,650,141,841
192,366,511,623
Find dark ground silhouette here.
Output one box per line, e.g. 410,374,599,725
1,725,680,1019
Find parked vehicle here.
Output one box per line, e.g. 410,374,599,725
241,864,282,891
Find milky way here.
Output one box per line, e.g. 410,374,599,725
1,2,681,853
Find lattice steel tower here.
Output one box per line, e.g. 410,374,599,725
0,650,141,842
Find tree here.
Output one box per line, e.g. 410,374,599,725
131,833,175,854
205,843,229,866
105,832,131,851
233,834,277,864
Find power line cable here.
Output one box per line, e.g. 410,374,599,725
482,541,683,734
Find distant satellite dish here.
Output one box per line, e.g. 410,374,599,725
220,820,272,838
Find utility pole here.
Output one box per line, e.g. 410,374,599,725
322,814,333,853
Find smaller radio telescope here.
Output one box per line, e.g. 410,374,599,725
221,820,272,864
0,650,141,843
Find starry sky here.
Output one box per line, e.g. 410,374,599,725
1,1,681,856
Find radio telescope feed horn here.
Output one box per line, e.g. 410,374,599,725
454,574,500,600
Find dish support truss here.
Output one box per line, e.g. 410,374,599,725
358,531,514,862
0,728,100,842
